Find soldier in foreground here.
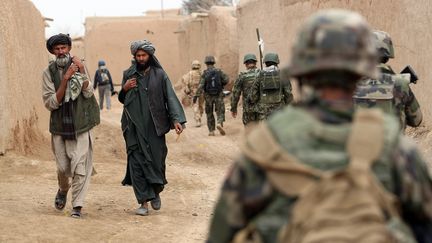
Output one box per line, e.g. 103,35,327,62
194,56,229,136
248,53,294,120
230,54,260,126
353,30,422,131
182,60,204,127
207,9,432,243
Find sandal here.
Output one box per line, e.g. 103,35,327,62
71,207,81,218
54,190,67,210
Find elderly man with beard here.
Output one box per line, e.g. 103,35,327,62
118,40,186,216
42,34,100,218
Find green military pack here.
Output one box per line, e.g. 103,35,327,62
353,74,395,113
259,67,282,104
233,107,415,243
242,69,260,91
354,72,411,128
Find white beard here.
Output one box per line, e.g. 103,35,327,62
55,54,71,67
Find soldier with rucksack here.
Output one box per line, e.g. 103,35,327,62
248,53,294,120
194,56,229,136
207,9,432,243
231,54,261,125
353,30,422,131
93,60,114,110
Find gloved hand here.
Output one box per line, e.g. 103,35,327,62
192,96,198,104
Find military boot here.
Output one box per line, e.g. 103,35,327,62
208,131,215,136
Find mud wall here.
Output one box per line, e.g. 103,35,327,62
71,37,85,60
238,0,432,125
84,14,186,87
177,7,238,89
0,0,48,155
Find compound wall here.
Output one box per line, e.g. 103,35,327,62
238,0,432,124
177,7,239,89
0,0,48,154
84,14,186,87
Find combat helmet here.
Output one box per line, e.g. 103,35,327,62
204,55,216,64
288,9,378,79
243,53,257,64
191,60,201,69
373,30,395,59
263,53,280,64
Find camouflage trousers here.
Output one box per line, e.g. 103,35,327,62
193,95,204,123
256,104,284,121
205,94,225,132
242,111,259,126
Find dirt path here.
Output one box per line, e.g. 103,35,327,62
0,100,244,242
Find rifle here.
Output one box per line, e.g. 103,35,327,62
400,65,418,84
256,28,263,69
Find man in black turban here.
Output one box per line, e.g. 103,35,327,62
42,33,100,218
119,40,186,216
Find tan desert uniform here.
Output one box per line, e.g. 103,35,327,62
42,67,94,208
182,61,204,126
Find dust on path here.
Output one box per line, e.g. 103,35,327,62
0,99,244,242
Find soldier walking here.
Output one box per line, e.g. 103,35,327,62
194,56,229,136
207,10,432,243
230,54,260,125
248,53,293,120
353,30,422,131
182,60,204,127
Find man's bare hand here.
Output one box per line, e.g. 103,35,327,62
63,64,78,81
123,78,137,92
71,56,84,70
174,122,183,134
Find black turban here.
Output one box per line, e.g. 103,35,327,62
46,33,72,54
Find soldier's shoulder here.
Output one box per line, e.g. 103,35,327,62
267,106,316,134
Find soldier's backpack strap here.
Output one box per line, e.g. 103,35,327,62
347,108,399,217
241,123,322,196
347,108,384,174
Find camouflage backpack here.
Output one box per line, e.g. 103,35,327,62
242,69,260,91
353,74,395,113
259,66,282,104
353,72,411,127
235,108,415,243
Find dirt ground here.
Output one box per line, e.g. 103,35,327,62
1,95,431,243
0,97,244,242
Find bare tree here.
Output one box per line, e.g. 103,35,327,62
182,0,233,14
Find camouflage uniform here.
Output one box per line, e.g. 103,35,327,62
231,54,260,125
208,10,432,243
182,60,204,126
353,30,422,130
195,56,229,134
248,53,294,120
